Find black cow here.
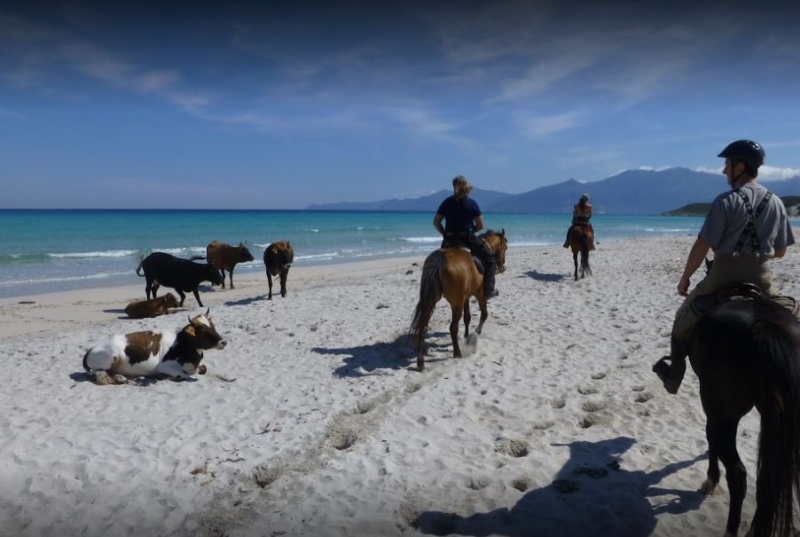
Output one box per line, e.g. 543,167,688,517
263,240,294,299
136,252,223,307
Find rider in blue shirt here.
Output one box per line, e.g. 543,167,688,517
433,175,498,298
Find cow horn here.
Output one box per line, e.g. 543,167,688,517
188,314,193,324
205,307,210,317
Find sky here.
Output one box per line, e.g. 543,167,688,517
1,0,800,209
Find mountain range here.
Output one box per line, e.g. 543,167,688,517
305,168,800,215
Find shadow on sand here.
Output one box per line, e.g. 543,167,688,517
415,436,707,537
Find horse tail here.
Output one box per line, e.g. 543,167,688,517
751,302,800,536
580,234,591,276
410,251,445,349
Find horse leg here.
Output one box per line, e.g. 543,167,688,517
710,418,747,537
572,250,578,281
450,304,463,358
463,297,471,339
476,295,488,335
700,420,721,495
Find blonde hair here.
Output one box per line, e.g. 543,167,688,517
452,175,473,200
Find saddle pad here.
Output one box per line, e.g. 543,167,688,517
691,291,799,318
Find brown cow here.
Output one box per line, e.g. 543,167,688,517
206,241,254,289
124,293,180,319
263,240,294,299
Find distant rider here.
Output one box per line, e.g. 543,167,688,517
563,193,594,249
653,140,796,394
433,175,498,299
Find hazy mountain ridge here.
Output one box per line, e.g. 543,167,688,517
306,168,800,215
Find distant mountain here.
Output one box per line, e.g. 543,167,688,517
664,195,800,217
305,188,514,212
305,168,800,215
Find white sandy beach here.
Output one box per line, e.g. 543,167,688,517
3,235,800,537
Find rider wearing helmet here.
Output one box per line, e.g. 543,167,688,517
434,175,498,299
653,140,796,394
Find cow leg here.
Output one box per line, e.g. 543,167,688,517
156,361,192,380
145,279,154,300
267,273,274,300
229,268,235,289
220,270,226,289
152,282,160,298
280,269,289,297
192,288,204,308
175,290,186,307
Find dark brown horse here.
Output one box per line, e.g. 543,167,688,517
568,223,593,280
410,229,507,371
690,294,800,537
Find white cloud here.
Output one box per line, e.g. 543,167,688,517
516,111,581,139
694,165,800,181
758,165,800,181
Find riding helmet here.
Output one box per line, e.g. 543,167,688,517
717,140,765,168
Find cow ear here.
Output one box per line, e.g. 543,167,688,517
287,241,291,247
186,326,196,337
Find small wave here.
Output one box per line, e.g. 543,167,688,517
399,236,441,243
295,252,339,261
48,249,139,259
644,228,693,233
0,271,131,288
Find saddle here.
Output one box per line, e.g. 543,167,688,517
691,282,799,318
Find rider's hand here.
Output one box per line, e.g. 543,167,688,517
677,275,690,296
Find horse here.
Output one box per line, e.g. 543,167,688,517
568,223,593,280
690,291,800,537
410,229,507,372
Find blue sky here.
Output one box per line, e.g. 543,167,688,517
1,0,799,209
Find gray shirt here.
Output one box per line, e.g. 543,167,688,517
699,182,795,255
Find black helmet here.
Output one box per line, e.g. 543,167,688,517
717,139,765,169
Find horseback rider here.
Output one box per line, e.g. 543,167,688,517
433,175,498,299
653,140,796,394
563,194,595,249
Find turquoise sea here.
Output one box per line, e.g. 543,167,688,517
0,210,703,299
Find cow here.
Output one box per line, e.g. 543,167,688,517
136,252,223,308
263,240,294,299
206,240,254,289
124,292,180,319
82,310,226,385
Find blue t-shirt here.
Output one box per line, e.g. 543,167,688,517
437,196,482,233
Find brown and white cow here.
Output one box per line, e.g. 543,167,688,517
263,240,294,299
82,310,226,385
206,240,255,289
124,292,180,319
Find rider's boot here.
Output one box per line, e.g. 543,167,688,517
563,227,571,248
652,335,688,395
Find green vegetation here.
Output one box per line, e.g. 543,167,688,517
662,203,711,216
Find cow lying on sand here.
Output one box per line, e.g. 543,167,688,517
82,310,226,385
263,240,294,299
136,252,223,307
124,293,179,319
206,240,254,289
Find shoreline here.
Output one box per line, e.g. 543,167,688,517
0,253,430,341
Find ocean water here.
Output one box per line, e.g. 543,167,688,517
0,210,703,299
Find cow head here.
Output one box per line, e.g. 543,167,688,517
237,243,255,263
164,293,180,309
179,309,227,373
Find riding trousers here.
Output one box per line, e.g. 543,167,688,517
672,254,775,346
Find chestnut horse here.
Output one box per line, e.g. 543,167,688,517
568,223,593,280
410,229,507,371
690,293,800,537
